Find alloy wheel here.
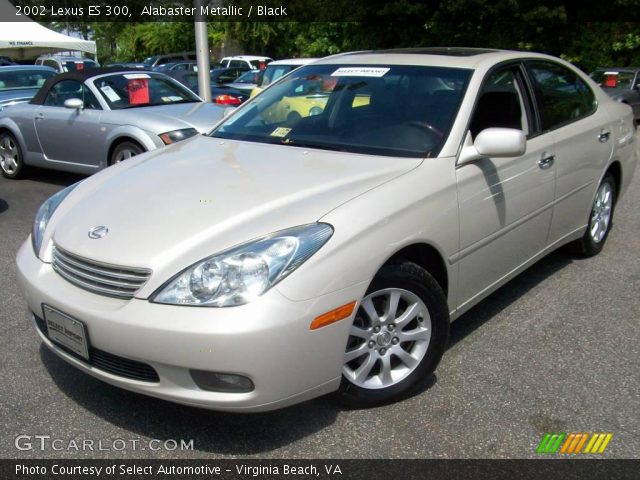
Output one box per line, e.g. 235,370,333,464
343,288,432,389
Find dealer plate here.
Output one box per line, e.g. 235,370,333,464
42,305,89,360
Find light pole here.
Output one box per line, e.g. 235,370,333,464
194,0,211,102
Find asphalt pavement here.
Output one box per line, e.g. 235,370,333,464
0,137,638,459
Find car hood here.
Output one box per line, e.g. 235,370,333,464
50,135,421,291
106,102,225,133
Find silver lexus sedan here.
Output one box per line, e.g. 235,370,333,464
16,48,638,412
0,68,225,178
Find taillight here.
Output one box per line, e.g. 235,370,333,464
215,94,242,105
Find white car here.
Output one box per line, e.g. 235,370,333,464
218,55,273,70
16,48,637,412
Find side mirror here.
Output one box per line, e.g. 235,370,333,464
458,128,526,166
64,98,84,110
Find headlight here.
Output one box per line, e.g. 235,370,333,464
32,182,80,257
159,128,198,145
152,223,333,307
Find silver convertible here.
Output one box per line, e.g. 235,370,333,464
16,48,638,411
0,68,225,178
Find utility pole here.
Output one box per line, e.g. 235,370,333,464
194,0,211,102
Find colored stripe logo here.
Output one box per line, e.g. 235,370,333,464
537,433,613,454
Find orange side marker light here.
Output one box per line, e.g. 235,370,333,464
310,301,357,330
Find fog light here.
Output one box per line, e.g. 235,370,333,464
190,370,254,393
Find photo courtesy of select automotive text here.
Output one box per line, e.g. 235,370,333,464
0,0,639,478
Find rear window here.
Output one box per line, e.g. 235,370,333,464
591,70,635,89
0,69,55,91
62,60,99,72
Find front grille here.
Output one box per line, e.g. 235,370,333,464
34,314,160,383
52,246,151,299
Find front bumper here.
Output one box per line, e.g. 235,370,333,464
16,240,366,412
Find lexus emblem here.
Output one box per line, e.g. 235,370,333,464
88,226,108,239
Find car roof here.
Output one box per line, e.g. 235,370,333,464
267,58,319,66
592,67,640,73
30,67,145,105
314,47,555,69
37,55,96,61
222,55,272,61
0,65,56,72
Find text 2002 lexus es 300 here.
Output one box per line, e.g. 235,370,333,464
16,49,637,411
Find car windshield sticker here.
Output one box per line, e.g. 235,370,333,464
161,96,183,102
124,73,151,80
128,78,149,105
331,67,390,77
100,86,121,102
270,127,292,138
75,62,84,70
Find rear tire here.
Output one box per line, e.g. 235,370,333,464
570,174,616,257
109,141,143,166
0,131,26,179
337,261,449,407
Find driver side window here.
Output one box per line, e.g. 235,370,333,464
470,67,529,140
44,80,101,109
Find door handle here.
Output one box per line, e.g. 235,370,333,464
598,130,610,143
537,153,555,170
35,113,44,120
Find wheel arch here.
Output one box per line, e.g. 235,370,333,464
107,136,146,166
383,242,449,296
605,161,622,203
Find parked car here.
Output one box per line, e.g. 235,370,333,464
15,49,637,412
209,69,264,105
142,52,196,70
166,67,247,93
0,65,56,107
35,55,100,73
591,68,640,126
106,62,150,71
250,58,318,97
0,56,16,66
153,61,198,73
218,55,272,70
0,68,225,178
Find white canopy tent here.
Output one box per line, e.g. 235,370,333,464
0,21,96,61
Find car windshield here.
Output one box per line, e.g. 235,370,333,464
591,70,635,89
235,70,262,84
0,69,55,91
92,73,200,109
143,56,158,66
211,64,472,158
260,65,296,87
62,60,99,72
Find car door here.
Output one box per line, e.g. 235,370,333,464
524,60,614,244
455,64,556,309
33,79,104,166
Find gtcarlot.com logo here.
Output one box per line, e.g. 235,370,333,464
15,435,194,452
536,432,613,455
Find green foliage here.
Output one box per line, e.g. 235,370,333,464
46,1,640,71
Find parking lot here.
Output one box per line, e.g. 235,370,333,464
0,133,638,459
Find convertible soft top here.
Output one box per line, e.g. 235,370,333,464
30,67,131,105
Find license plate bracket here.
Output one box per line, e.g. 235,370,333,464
42,305,90,360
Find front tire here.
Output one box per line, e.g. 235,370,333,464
338,261,449,407
109,141,143,166
571,174,616,257
0,131,26,179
